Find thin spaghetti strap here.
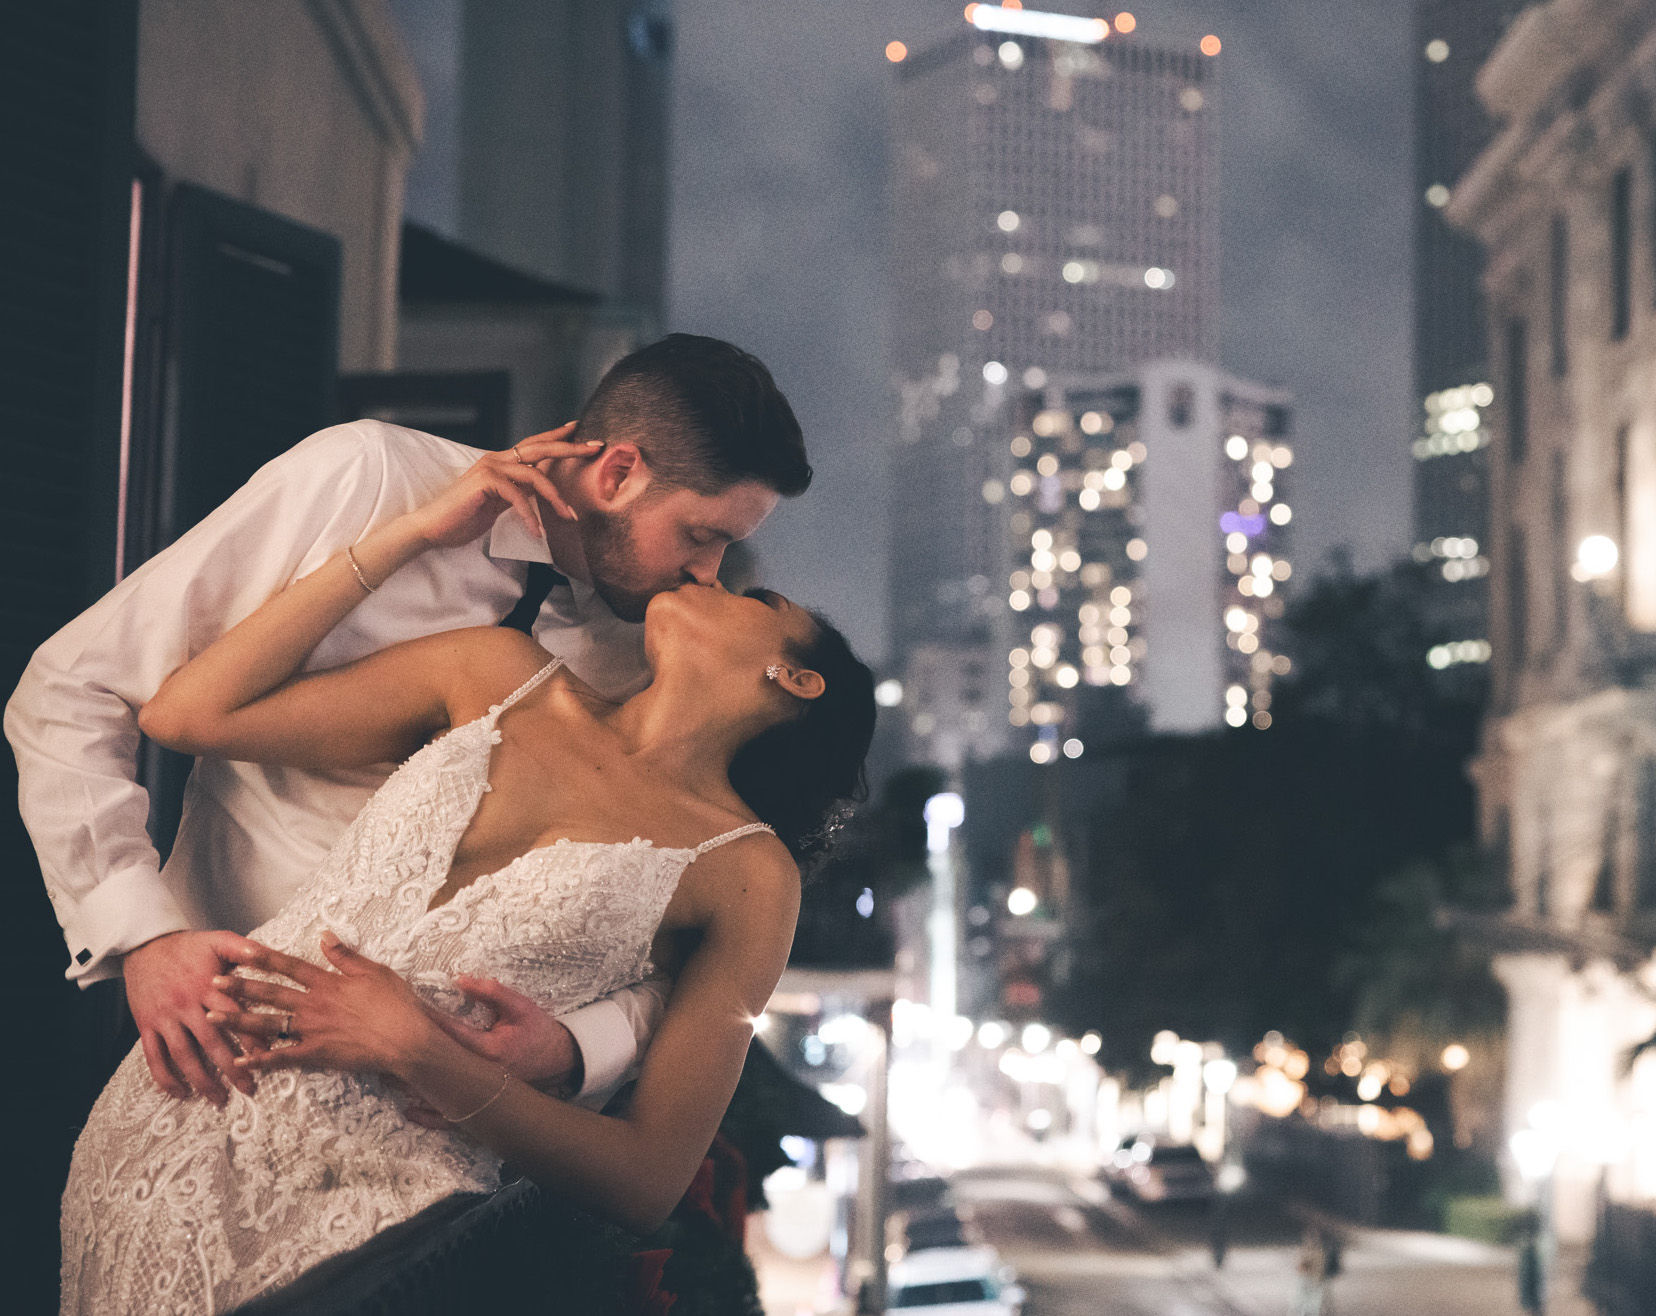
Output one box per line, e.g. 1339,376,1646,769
693,822,775,857
487,658,564,719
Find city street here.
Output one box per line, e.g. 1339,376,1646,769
950,1167,1596,1316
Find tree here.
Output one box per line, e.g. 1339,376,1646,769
1043,558,1492,1073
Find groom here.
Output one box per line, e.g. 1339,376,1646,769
7,333,809,1112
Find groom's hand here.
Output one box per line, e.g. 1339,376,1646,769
123,930,258,1106
401,976,582,1128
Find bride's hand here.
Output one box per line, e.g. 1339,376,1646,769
402,422,604,549
208,933,436,1077
400,978,581,1127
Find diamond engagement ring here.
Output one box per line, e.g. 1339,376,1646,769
277,1012,293,1041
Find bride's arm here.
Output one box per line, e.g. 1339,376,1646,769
138,433,585,769
215,840,800,1233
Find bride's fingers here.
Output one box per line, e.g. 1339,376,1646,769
316,931,402,981
213,974,306,1009
234,1045,310,1071
494,461,577,523
218,942,324,988
500,421,576,454
205,1008,289,1036
480,469,555,533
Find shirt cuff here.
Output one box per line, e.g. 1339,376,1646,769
63,866,192,986
558,997,638,1108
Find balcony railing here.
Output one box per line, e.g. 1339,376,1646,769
231,1181,642,1316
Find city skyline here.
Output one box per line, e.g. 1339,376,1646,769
395,0,1419,666
884,16,1230,766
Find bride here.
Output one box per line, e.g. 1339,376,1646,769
59,453,875,1315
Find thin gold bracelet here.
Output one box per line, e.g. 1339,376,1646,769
345,545,377,594
443,1070,511,1124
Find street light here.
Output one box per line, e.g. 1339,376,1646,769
923,793,965,1058
923,792,964,854
1510,1105,1563,1314
1573,534,1620,581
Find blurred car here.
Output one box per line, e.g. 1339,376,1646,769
888,1172,954,1213
1104,1138,1215,1203
885,1246,1026,1313
899,1205,976,1254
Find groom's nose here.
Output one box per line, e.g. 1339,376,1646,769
682,545,724,586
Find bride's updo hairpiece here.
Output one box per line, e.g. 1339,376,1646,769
728,598,876,871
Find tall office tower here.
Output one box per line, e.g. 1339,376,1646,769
458,0,672,321
1003,361,1293,758
889,9,1219,769
1411,0,1528,670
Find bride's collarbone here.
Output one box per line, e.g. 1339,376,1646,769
457,753,739,865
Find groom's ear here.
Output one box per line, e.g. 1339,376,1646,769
587,441,651,508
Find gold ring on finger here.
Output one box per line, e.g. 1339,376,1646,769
512,444,529,465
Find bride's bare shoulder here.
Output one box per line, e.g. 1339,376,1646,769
418,626,557,716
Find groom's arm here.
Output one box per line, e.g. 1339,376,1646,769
5,424,395,984
417,973,669,1113
558,974,670,1107
4,426,411,1104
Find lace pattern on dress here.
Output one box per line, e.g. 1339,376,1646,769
60,660,773,1315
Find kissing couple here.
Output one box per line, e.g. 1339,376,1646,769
8,334,877,1314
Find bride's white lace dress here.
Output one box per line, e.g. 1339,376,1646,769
60,660,769,1316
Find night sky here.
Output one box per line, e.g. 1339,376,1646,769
394,0,1419,664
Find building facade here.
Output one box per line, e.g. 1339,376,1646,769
888,12,1219,768
1002,362,1293,755
457,0,672,323
1448,0,1656,1242
1411,0,1530,676
138,0,422,372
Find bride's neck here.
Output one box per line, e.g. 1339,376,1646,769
603,667,761,787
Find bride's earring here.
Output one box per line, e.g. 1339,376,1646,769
765,665,784,681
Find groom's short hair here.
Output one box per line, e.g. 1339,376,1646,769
577,334,812,497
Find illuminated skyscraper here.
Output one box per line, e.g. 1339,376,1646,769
1001,361,1293,757
888,9,1219,767
1411,0,1527,670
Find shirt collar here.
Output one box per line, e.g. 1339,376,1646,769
486,508,597,604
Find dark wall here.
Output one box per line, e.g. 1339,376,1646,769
0,4,139,1306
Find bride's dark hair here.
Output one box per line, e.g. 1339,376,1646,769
728,598,877,868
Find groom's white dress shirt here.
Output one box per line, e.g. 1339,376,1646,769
5,419,662,1105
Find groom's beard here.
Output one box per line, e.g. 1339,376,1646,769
578,506,660,622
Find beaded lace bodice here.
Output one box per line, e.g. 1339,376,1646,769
60,660,771,1316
